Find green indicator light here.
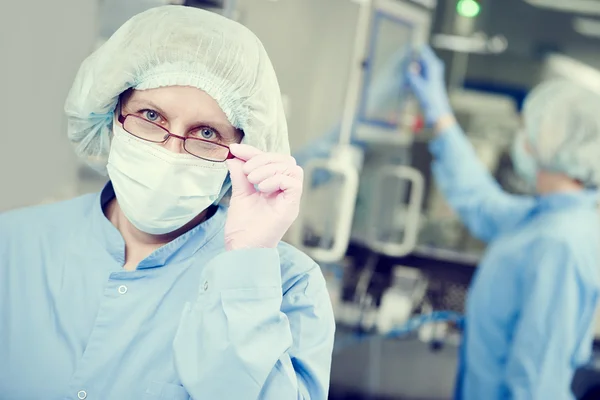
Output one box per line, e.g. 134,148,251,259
457,0,481,18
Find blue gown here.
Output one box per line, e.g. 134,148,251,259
0,183,335,400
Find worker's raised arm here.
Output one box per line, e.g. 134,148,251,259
428,118,533,242
406,46,533,242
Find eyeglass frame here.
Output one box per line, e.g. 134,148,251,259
117,111,235,162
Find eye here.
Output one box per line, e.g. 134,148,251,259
142,110,160,122
197,127,217,140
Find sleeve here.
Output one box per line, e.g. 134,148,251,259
503,240,595,399
429,123,534,242
173,248,336,400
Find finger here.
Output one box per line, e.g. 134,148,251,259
257,173,303,201
228,143,263,162
242,153,296,175
252,166,303,191
247,162,298,185
419,44,439,63
226,158,255,196
418,45,445,77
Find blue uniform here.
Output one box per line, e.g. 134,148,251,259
0,184,335,400
430,125,600,400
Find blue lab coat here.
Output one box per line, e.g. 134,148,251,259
0,183,335,399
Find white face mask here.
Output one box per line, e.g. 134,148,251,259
107,122,228,235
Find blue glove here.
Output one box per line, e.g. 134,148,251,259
404,45,452,126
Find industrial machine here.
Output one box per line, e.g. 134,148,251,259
292,0,432,263
279,2,473,398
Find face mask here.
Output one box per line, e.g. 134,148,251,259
511,132,537,187
107,122,228,235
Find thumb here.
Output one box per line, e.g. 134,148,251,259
226,158,255,197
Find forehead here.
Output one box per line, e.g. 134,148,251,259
123,86,231,126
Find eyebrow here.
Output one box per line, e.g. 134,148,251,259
125,98,168,118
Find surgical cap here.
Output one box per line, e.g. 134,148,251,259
522,80,600,188
65,5,290,174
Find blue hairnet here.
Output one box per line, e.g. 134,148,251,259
65,5,290,175
522,80,600,187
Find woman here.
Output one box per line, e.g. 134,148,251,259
0,6,334,400
408,47,600,399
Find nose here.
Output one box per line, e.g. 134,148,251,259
161,133,186,154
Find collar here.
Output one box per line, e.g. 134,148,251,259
535,189,599,213
90,182,226,269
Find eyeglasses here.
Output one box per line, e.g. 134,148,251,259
117,113,234,162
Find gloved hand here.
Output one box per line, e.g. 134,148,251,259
224,143,303,251
404,45,452,126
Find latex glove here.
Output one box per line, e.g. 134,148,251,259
224,143,303,250
404,45,452,126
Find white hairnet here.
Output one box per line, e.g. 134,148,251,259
523,80,600,188
65,5,289,174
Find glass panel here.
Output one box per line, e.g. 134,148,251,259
361,13,414,126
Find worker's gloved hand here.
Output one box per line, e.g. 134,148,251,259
405,45,452,126
224,144,303,250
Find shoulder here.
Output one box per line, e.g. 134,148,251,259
528,229,600,287
541,209,600,260
0,193,98,237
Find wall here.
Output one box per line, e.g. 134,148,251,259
0,0,98,211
